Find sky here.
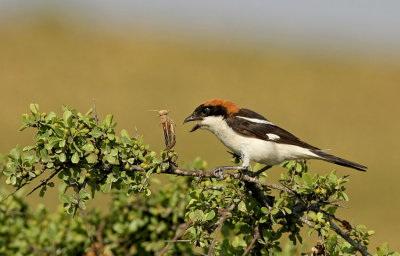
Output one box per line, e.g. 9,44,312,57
1,0,400,54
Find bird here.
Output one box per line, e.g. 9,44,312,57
183,99,367,177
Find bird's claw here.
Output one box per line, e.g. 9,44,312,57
212,167,224,180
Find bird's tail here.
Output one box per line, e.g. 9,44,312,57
312,150,367,172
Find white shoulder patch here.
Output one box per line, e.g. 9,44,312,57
266,133,280,140
237,116,274,125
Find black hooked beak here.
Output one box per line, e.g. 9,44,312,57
183,114,202,132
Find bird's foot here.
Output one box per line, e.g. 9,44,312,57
212,167,225,180
211,165,249,180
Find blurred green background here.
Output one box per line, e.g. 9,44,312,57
1,2,400,251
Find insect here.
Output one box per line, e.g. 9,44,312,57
158,110,176,150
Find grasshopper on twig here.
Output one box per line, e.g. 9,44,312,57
158,110,176,150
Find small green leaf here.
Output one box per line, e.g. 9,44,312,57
82,144,94,152
79,189,90,200
9,146,20,160
261,207,269,214
284,207,292,214
86,154,97,164
271,208,280,216
71,152,80,164
59,194,69,203
23,146,36,152
194,209,203,221
59,153,66,162
63,111,73,127
105,114,113,127
30,103,39,114
121,129,130,138
90,128,103,138
85,108,93,116
302,173,313,188
205,210,216,221
101,183,112,193
238,201,247,212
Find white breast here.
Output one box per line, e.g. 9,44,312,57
199,116,319,166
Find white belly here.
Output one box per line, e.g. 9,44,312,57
200,116,318,166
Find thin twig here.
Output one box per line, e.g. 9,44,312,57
207,203,236,256
242,226,260,256
1,181,29,203
81,208,101,256
328,218,370,256
157,220,193,256
26,169,60,197
93,99,98,126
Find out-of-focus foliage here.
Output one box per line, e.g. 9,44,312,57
1,105,399,255
0,176,193,255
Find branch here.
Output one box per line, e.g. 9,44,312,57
26,169,60,197
157,220,193,256
242,226,260,256
328,218,370,256
207,203,236,256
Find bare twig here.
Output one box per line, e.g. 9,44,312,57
1,181,29,203
26,169,60,197
81,208,101,256
93,99,98,126
157,220,193,256
242,226,260,256
207,203,236,256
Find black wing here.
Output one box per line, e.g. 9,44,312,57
226,112,320,150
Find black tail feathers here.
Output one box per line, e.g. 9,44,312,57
313,151,367,172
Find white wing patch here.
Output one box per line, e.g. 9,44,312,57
266,133,280,140
237,116,274,125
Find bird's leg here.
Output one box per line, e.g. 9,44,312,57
251,165,273,177
212,153,250,180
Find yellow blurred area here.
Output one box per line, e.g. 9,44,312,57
1,18,399,251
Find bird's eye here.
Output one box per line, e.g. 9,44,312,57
202,107,211,115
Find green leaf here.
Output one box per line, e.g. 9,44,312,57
63,110,73,128
106,154,116,163
86,154,97,164
82,144,94,152
238,201,247,212
194,209,203,221
295,163,303,173
59,194,69,203
283,207,292,214
302,173,313,188
271,208,280,216
261,207,269,214
30,103,39,114
121,129,130,138
79,189,90,200
105,114,113,127
71,152,80,164
23,146,36,152
59,153,66,162
101,183,112,193
85,108,93,116
205,210,216,221
90,128,103,138
9,146,20,160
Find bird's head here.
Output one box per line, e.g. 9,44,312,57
183,99,240,132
